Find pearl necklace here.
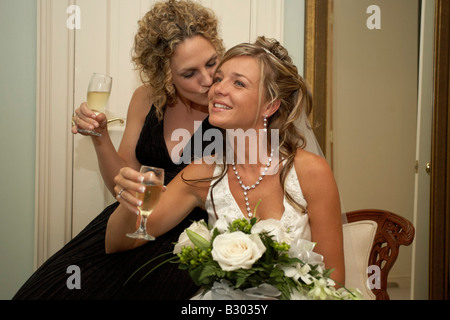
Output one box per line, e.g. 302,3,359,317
231,149,274,218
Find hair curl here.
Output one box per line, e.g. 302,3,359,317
132,0,225,120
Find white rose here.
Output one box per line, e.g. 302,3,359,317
251,219,291,244
211,231,266,271
173,220,211,254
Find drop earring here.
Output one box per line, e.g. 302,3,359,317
263,115,268,132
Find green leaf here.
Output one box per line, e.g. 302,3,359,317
186,229,211,251
124,251,173,286
253,199,262,217
189,265,207,286
212,228,220,239
198,263,220,282
139,256,179,282
269,268,284,279
323,268,335,278
234,269,252,288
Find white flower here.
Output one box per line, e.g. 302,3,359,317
251,219,292,244
307,278,336,300
290,288,312,300
213,216,234,234
173,220,211,254
281,263,314,285
335,287,364,300
211,231,266,271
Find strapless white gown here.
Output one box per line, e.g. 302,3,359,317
205,164,311,241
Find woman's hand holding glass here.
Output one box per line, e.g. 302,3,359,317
72,73,112,137
72,102,108,136
114,167,148,215
114,166,165,241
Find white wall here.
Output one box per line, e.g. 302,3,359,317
0,0,37,299
283,0,305,75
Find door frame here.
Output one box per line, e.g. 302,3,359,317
304,0,330,155
35,0,75,268
429,0,450,300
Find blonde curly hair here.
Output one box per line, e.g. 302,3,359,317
132,0,225,120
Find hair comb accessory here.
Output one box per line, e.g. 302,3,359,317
262,47,277,58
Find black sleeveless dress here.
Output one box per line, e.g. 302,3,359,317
13,107,216,300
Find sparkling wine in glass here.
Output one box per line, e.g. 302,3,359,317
126,166,164,241
78,72,112,136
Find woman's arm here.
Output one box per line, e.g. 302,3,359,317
294,149,345,286
73,85,151,195
105,163,212,253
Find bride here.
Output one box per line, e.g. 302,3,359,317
107,36,345,289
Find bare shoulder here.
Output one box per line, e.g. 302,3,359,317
121,85,153,139
292,148,341,227
117,85,154,164
292,148,337,197
128,85,153,115
133,84,152,99
293,148,333,179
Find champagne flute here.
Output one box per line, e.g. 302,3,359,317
126,166,165,241
78,72,112,137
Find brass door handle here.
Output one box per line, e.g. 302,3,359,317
426,162,431,175
107,118,125,125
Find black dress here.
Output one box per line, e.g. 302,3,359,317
13,107,215,300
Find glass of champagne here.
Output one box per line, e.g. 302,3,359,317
126,166,165,241
78,72,112,137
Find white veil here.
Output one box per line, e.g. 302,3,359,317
295,108,349,225
295,108,324,158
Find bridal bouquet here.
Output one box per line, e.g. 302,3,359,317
171,217,362,300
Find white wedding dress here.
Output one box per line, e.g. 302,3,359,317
205,163,311,241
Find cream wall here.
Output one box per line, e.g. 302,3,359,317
331,0,419,288
284,0,305,75
0,0,37,299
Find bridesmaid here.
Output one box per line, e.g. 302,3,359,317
14,0,225,300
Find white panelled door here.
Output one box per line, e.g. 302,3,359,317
71,0,285,236
72,0,147,236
